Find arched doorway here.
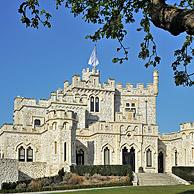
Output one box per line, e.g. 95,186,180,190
158,151,164,173
122,146,135,172
129,147,135,172
76,149,84,165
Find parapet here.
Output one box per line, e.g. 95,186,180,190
14,97,48,111
180,122,194,131
115,82,155,96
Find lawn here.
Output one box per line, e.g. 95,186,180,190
52,185,194,194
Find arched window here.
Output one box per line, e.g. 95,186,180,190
146,149,152,167
54,141,57,154
95,97,99,112
52,122,57,130
27,147,33,162
64,142,67,162
34,119,41,128
90,96,94,112
18,146,25,162
104,147,110,165
175,150,178,166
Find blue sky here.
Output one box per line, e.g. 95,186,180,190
0,1,193,134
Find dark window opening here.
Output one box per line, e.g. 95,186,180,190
90,97,94,112
175,150,178,166
64,142,67,161
95,97,99,112
34,119,41,127
18,146,25,162
104,147,110,165
76,149,84,165
27,147,33,162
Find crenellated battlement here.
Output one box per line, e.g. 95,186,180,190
14,97,48,111
115,82,155,95
180,122,194,131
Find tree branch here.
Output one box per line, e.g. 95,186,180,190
148,0,194,36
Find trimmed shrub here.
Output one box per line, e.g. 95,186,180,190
70,165,132,177
1,182,17,190
172,166,194,182
15,183,27,192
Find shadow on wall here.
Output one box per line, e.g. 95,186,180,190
18,171,32,182
86,110,99,127
87,141,94,165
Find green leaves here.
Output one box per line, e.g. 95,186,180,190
172,35,194,86
18,0,194,86
18,0,51,29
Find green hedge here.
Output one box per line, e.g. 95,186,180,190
70,165,132,177
172,166,194,182
0,181,131,193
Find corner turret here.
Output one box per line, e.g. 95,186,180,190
153,70,159,96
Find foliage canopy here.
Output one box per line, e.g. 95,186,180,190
18,0,194,86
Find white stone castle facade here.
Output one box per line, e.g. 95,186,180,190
1,66,194,180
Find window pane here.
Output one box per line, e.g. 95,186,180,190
19,147,25,162
146,149,152,167
95,97,99,112
90,97,94,112
27,147,33,162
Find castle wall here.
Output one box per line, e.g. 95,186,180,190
0,159,18,189
159,122,194,172
18,162,47,181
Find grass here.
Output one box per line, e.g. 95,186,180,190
52,185,194,194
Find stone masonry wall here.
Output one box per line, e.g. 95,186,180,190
18,162,47,181
0,159,18,189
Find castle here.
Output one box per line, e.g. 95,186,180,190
1,65,194,185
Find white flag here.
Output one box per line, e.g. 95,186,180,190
88,46,99,68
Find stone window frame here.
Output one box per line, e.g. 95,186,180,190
54,141,57,154
17,145,35,162
18,146,25,162
64,142,67,162
90,96,100,113
175,150,178,166
34,119,41,128
90,96,95,112
146,148,152,167
27,146,33,162
102,144,114,165
104,146,110,165
125,102,136,118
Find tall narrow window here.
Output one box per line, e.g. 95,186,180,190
95,97,99,112
76,149,84,165
54,141,57,154
192,148,194,159
34,119,41,128
64,142,67,161
175,150,178,166
18,146,25,162
27,147,33,162
90,97,94,112
146,149,152,167
104,147,110,165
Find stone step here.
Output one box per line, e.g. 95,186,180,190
137,173,182,186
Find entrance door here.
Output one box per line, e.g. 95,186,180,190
122,146,135,172
129,147,135,172
76,149,84,165
158,151,164,173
